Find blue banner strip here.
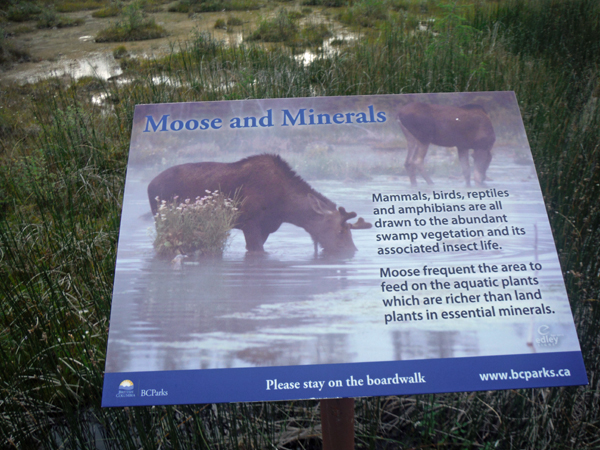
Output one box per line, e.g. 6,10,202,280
102,351,587,407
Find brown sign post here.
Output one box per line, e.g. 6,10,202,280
321,398,355,449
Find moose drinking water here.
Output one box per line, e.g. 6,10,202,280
147,154,372,254
397,102,496,186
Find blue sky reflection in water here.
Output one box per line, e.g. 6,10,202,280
105,93,582,374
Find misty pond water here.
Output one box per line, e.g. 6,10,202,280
105,148,581,374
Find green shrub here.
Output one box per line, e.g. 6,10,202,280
247,9,299,43
92,4,121,18
11,24,35,34
197,0,261,12
214,18,226,29
54,1,108,12
288,10,304,20
389,0,409,11
339,0,389,27
152,191,241,257
138,0,168,13
96,20,166,41
246,9,331,47
112,45,128,58
300,22,332,46
0,27,31,64
168,0,191,13
301,0,345,7
169,0,260,13
95,2,167,42
36,8,85,29
7,2,42,22
227,16,243,26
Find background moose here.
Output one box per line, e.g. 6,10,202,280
397,102,496,186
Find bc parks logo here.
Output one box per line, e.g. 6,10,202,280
141,388,168,397
536,325,563,347
116,379,135,398
116,380,168,398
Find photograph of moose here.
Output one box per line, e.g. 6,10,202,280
147,154,372,255
104,92,582,376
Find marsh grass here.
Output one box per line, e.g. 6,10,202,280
0,29,31,65
5,1,99,23
247,9,331,47
112,45,128,59
95,1,167,42
54,0,109,13
92,4,121,18
227,15,244,26
299,21,332,46
301,0,345,6
36,7,85,29
168,0,262,13
338,0,389,27
247,9,300,43
1,0,600,448
6,2,43,22
214,18,226,29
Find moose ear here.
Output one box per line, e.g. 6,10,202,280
308,194,332,215
349,217,372,229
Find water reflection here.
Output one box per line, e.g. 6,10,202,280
27,52,122,84
294,34,357,66
391,330,472,360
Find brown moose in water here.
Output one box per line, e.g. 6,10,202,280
147,154,372,254
397,102,496,186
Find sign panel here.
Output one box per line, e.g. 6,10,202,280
102,92,587,407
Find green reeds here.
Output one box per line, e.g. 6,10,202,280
95,1,167,42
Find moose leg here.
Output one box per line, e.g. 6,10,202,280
404,148,418,186
473,147,493,186
413,142,433,185
401,123,422,186
404,147,418,186
242,223,267,252
457,147,471,187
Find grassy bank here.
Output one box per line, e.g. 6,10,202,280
95,1,167,42
1,0,599,448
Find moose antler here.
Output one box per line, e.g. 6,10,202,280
349,217,372,229
338,207,371,229
338,207,357,222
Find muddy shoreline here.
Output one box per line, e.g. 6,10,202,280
1,3,352,83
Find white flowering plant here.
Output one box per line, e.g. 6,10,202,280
152,190,241,257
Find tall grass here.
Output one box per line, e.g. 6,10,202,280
95,1,167,42
1,0,599,448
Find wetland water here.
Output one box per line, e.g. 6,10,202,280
105,145,581,373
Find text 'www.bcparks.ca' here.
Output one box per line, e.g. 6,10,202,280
480,367,572,382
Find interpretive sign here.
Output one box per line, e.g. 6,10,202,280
102,92,587,407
